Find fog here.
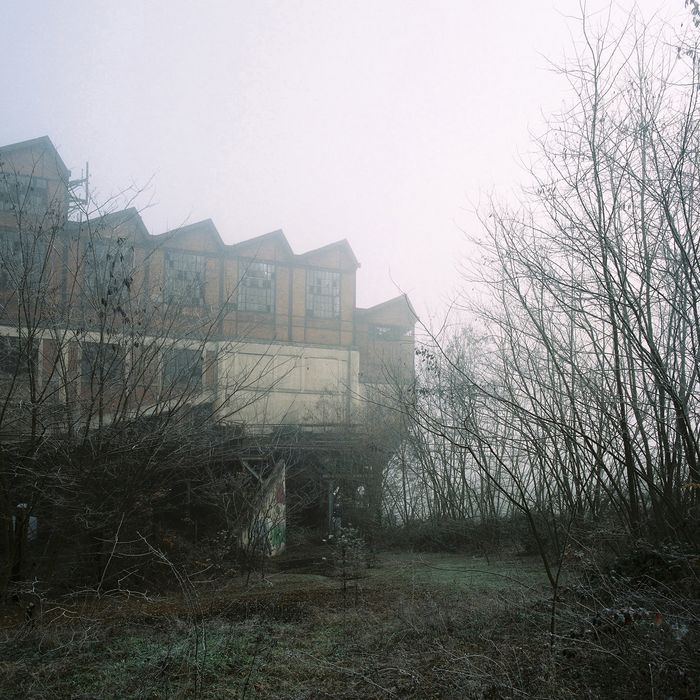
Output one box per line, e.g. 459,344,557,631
2,0,681,316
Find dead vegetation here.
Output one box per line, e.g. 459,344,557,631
1,544,697,699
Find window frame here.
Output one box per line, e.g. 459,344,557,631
238,260,275,313
0,174,49,213
162,347,203,392
369,325,412,340
0,230,46,290
164,250,206,306
83,236,135,305
306,269,340,319
80,341,126,387
0,335,38,377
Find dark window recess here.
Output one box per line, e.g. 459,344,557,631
0,231,45,289
81,342,126,385
84,237,134,304
238,261,275,312
0,174,49,213
0,336,37,376
306,270,340,318
0,232,21,288
369,325,412,340
165,251,206,305
163,347,202,390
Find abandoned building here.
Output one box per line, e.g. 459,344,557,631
0,136,416,568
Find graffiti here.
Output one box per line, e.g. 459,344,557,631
268,522,285,551
240,461,286,555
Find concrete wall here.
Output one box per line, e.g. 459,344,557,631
239,460,286,556
217,340,361,427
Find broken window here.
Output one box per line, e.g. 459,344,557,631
238,261,275,313
0,232,21,288
81,341,126,386
0,174,49,213
165,251,206,305
0,231,45,289
369,325,412,340
306,270,340,319
0,336,37,376
162,347,202,391
83,236,134,305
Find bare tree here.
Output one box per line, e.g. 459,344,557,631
401,8,700,581
0,152,284,597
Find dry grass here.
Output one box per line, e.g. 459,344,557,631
1,550,697,698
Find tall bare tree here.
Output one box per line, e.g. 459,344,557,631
403,8,700,574
0,155,281,596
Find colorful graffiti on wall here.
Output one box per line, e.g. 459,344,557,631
241,460,286,556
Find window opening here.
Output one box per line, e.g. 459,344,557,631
165,251,206,305
84,237,134,304
81,341,126,385
239,261,275,312
162,347,202,391
0,175,49,212
306,270,340,318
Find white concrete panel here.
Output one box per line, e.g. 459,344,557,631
303,356,340,392
217,340,362,427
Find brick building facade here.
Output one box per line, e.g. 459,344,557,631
0,136,416,431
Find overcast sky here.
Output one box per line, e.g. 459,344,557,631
1,0,685,317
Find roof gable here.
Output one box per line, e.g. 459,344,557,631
230,229,294,260
357,294,417,326
84,208,150,242
157,219,224,252
0,136,71,180
297,239,359,270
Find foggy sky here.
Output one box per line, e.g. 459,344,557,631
1,0,683,318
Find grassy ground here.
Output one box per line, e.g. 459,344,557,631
1,550,697,698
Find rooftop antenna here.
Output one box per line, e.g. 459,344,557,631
68,161,89,221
